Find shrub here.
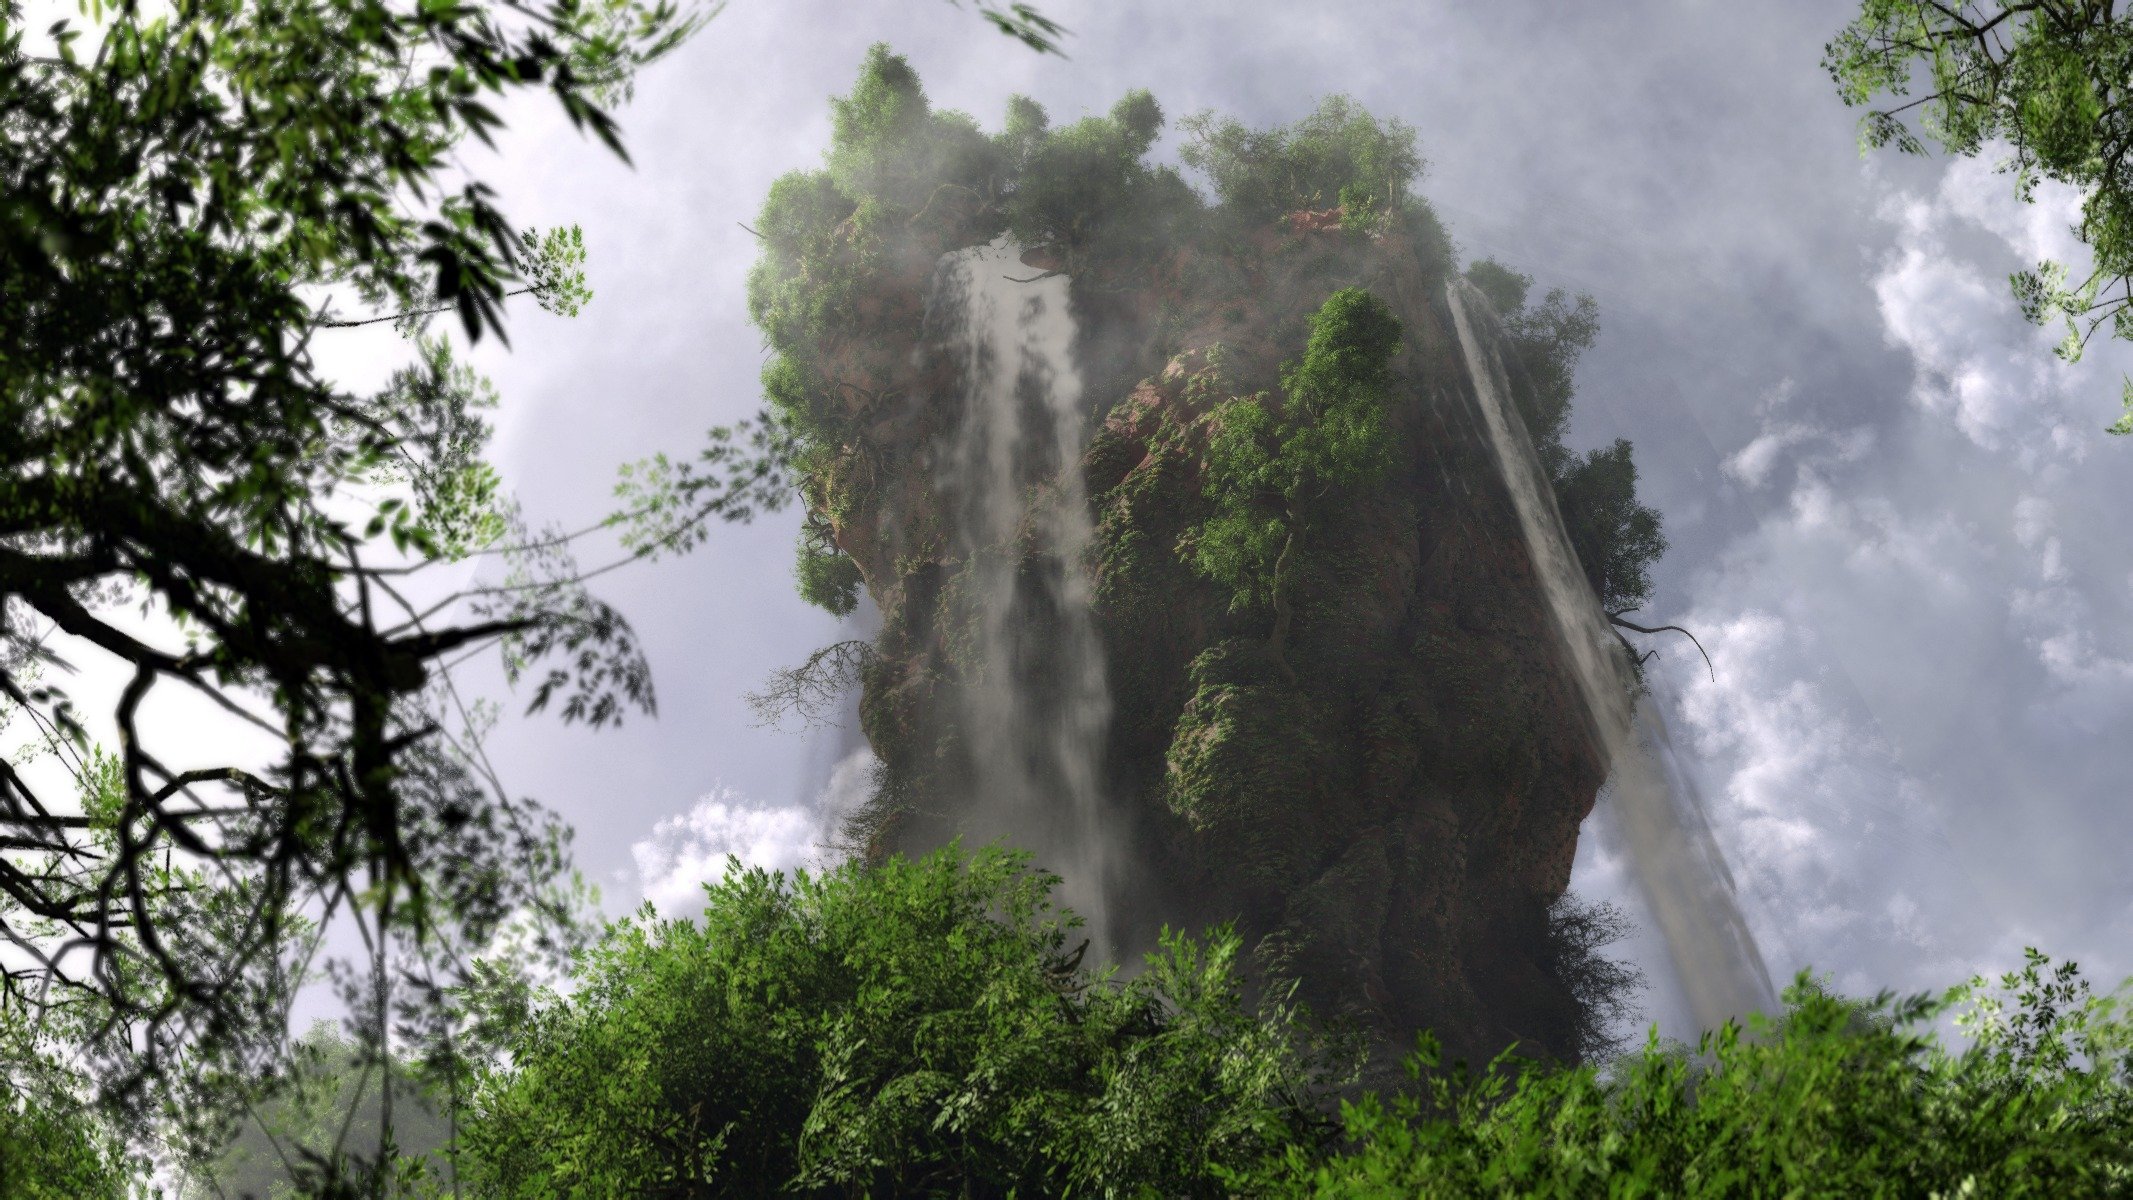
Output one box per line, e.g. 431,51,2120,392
1250,950,2133,1198
1180,95,1425,225
462,845,1347,1197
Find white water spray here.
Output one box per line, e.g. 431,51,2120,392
1446,279,1777,1034
933,237,1115,952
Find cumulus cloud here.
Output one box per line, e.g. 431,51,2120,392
1872,154,2106,461
631,747,879,917
1585,153,2133,1039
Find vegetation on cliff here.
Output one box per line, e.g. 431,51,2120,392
1186,288,1404,671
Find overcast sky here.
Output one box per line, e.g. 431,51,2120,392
296,0,2133,1041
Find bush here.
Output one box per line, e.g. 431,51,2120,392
0,1092,129,1200
1250,950,2133,1197
793,528,863,617
462,845,1347,1197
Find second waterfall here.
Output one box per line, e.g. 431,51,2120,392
928,237,1116,954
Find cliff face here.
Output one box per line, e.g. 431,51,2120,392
749,51,1646,1072
842,219,1600,1072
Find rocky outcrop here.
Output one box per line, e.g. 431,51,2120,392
823,212,1602,1075
749,55,1636,1076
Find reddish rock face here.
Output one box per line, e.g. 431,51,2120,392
827,213,1607,1078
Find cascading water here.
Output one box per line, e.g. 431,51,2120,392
1446,278,1777,1034
931,236,1116,954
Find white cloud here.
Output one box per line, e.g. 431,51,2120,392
631,747,879,917
1872,151,2118,462
1597,154,2133,1032
1721,379,1874,491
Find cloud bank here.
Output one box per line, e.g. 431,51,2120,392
1576,149,2133,1041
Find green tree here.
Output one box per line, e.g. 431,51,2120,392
1001,88,1201,270
1557,439,1667,620
1179,95,1425,226
1827,1,2133,433
0,1091,129,1200
1,0,1061,1176
1464,259,1680,664
463,845,1349,1198
1183,289,1402,674
0,0,720,1101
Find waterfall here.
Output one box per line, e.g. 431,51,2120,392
932,236,1115,953
1446,278,1777,1035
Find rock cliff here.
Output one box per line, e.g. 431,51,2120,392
747,47,1662,1073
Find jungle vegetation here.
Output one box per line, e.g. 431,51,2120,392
0,0,1060,1193
135,845,2133,1197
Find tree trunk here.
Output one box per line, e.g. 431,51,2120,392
1267,524,1300,683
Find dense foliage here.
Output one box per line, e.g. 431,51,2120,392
0,1096,129,1200
1187,289,1402,668
437,853,2129,1198
0,1009,130,1200
462,846,1348,1197
1262,951,2133,1198
1178,95,1427,228
1827,0,2133,433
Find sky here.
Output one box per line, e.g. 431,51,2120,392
272,0,2133,1042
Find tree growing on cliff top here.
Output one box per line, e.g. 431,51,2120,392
1827,1,2133,434
1180,95,1426,225
1184,288,1402,674
1465,259,1668,623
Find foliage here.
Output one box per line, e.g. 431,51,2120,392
1180,95,1426,226
1184,290,1400,653
0,740,317,1181
1464,260,1664,617
1001,89,1201,267
1162,641,1331,893
746,638,876,732
0,0,724,1127
462,845,1348,1197
746,46,1001,449
1463,259,1599,474
1251,950,2133,1197
953,0,1069,55
1826,1,2133,432
792,516,864,617
177,1022,456,1200
1541,893,1648,1064
1556,440,1667,617
0,1002,130,1200
0,1093,130,1199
